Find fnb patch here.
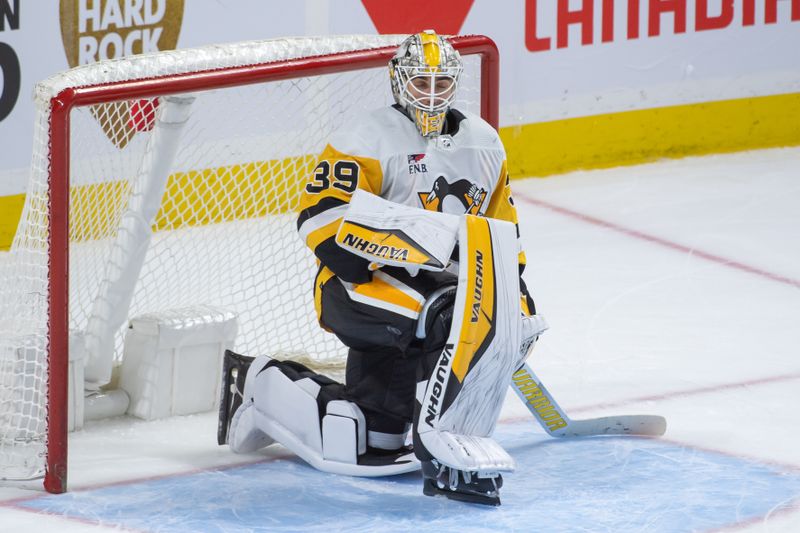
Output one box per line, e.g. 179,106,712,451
407,153,427,174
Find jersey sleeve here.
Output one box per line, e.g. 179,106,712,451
483,159,536,316
296,141,384,284
484,159,527,269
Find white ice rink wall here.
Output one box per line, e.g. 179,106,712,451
1,0,798,248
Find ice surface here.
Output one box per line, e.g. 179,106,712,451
12,422,800,533
2,147,799,532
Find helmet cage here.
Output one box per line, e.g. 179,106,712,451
389,32,463,137
393,65,462,115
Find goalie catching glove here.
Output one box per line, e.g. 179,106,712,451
335,189,459,277
518,313,549,367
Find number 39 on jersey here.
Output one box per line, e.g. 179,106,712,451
306,160,360,194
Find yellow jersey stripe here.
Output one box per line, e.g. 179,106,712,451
352,275,424,315
373,271,426,305
314,265,336,326
306,217,341,251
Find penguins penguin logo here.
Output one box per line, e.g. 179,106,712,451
418,176,487,215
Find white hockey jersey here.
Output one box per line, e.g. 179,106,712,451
297,105,526,289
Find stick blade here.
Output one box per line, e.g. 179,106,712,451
554,415,667,438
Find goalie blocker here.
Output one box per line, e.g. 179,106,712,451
219,192,547,504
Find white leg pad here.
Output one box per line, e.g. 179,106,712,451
240,365,418,476
229,399,274,454
227,355,276,454
416,216,522,473
243,355,273,401
419,430,515,473
322,400,367,463
253,366,323,455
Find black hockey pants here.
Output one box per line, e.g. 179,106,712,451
316,265,458,441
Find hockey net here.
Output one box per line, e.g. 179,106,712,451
0,34,497,492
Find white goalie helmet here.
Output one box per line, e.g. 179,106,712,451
389,30,463,138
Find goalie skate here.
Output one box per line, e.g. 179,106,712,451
217,350,254,445
421,460,503,506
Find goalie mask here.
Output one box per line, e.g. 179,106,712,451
390,31,463,138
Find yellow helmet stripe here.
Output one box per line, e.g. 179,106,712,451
419,31,441,68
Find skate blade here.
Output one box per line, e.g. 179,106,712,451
422,480,501,506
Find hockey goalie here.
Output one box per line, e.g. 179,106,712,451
217,31,548,505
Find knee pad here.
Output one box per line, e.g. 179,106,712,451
232,358,419,475
415,284,457,352
250,362,366,464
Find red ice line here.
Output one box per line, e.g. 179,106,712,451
0,453,292,507
514,193,800,530
568,371,800,414
704,496,800,532
0,453,294,529
516,194,800,290
499,370,800,442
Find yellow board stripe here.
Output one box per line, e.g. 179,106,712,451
501,92,800,178
155,155,315,231
0,154,316,249
2,92,798,251
451,215,495,382
0,194,25,249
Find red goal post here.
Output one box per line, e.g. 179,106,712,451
9,34,499,494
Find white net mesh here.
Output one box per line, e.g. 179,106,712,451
0,35,483,482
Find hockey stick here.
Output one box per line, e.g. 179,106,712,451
511,363,667,437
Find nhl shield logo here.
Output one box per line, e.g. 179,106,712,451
59,0,185,148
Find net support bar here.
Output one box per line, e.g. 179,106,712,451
84,96,195,387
